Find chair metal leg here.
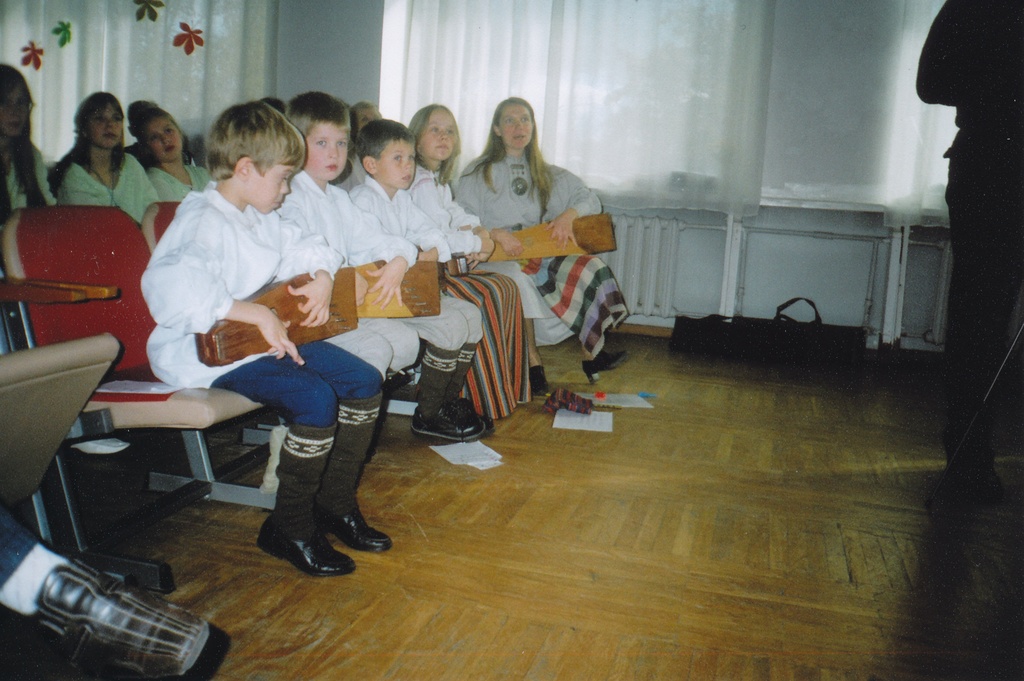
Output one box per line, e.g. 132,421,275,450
38,451,180,592
40,426,274,593
81,550,176,594
148,429,276,509
29,489,53,544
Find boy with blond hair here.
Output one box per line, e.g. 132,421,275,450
282,93,487,442
142,101,391,577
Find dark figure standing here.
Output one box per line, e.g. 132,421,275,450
917,0,1024,503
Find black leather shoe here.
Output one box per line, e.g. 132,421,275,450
411,400,485,442
382,367,415,396
35,560,210,679
529,365,549,395
317,506,392,552
451,397,495,436
582,350,629,383
479,412,495,435
256,516,355,576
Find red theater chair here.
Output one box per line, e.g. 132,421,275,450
2,206,274,591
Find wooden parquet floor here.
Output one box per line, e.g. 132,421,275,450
2,332,1022,680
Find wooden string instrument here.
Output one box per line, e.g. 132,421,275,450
195,261,440,367
355,260,441,318
488,213,616,261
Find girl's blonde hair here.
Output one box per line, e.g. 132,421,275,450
469,97,552,215
206,101,305,181
408,104,461,186
126,101,190,169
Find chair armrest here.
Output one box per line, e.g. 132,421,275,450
0,279,120,303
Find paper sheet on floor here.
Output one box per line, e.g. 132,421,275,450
552,409,613,432
578,393,653,408
430,442,504,469
70,438,130,454
386,399,417,415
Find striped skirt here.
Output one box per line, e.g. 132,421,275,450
523,255,629,356
443,271,529,418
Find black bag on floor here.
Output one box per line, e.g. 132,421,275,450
669,297,866,365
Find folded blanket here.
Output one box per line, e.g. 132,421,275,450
543,388,593,415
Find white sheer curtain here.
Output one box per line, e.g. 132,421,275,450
383,0,955,225
0,0,278,165
880,0,957,227
381,0,777,218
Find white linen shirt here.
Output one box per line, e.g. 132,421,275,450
142,184,341,389
279,170,417,267
350,176,453,262
407,165,482,255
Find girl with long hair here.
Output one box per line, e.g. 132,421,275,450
50,92,157,223
0,64,52,225
127,101,211,201
408,103,529,415
458,97,629,392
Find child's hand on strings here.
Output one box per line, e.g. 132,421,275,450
364,256,407,309
290,270,333,327
227,300,303,364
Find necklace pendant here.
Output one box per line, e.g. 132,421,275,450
511,176,528,196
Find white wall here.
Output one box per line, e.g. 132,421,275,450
276,0,384,105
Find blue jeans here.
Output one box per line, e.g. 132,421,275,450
212,341,381,428
0,505,35,585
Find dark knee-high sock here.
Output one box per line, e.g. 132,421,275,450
272,423,334,540
444,342,479,403
417,344,460,419
316,394,382,516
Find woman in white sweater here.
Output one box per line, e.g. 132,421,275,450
458,97,629,392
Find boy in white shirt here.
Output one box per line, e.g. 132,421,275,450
279,92,420,380
284,94,486,442
142,101,390,577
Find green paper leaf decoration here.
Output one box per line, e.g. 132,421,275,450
52,21,72,47
134,0,165,22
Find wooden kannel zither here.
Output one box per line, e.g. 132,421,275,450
196,260,440,366
488,213,616,261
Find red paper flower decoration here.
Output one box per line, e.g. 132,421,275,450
21,41,44,70
173,23,204,55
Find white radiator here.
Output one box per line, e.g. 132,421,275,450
602,210,731,322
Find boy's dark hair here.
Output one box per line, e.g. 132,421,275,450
286,91,349,138
260,96,287,114
356,119,413,161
